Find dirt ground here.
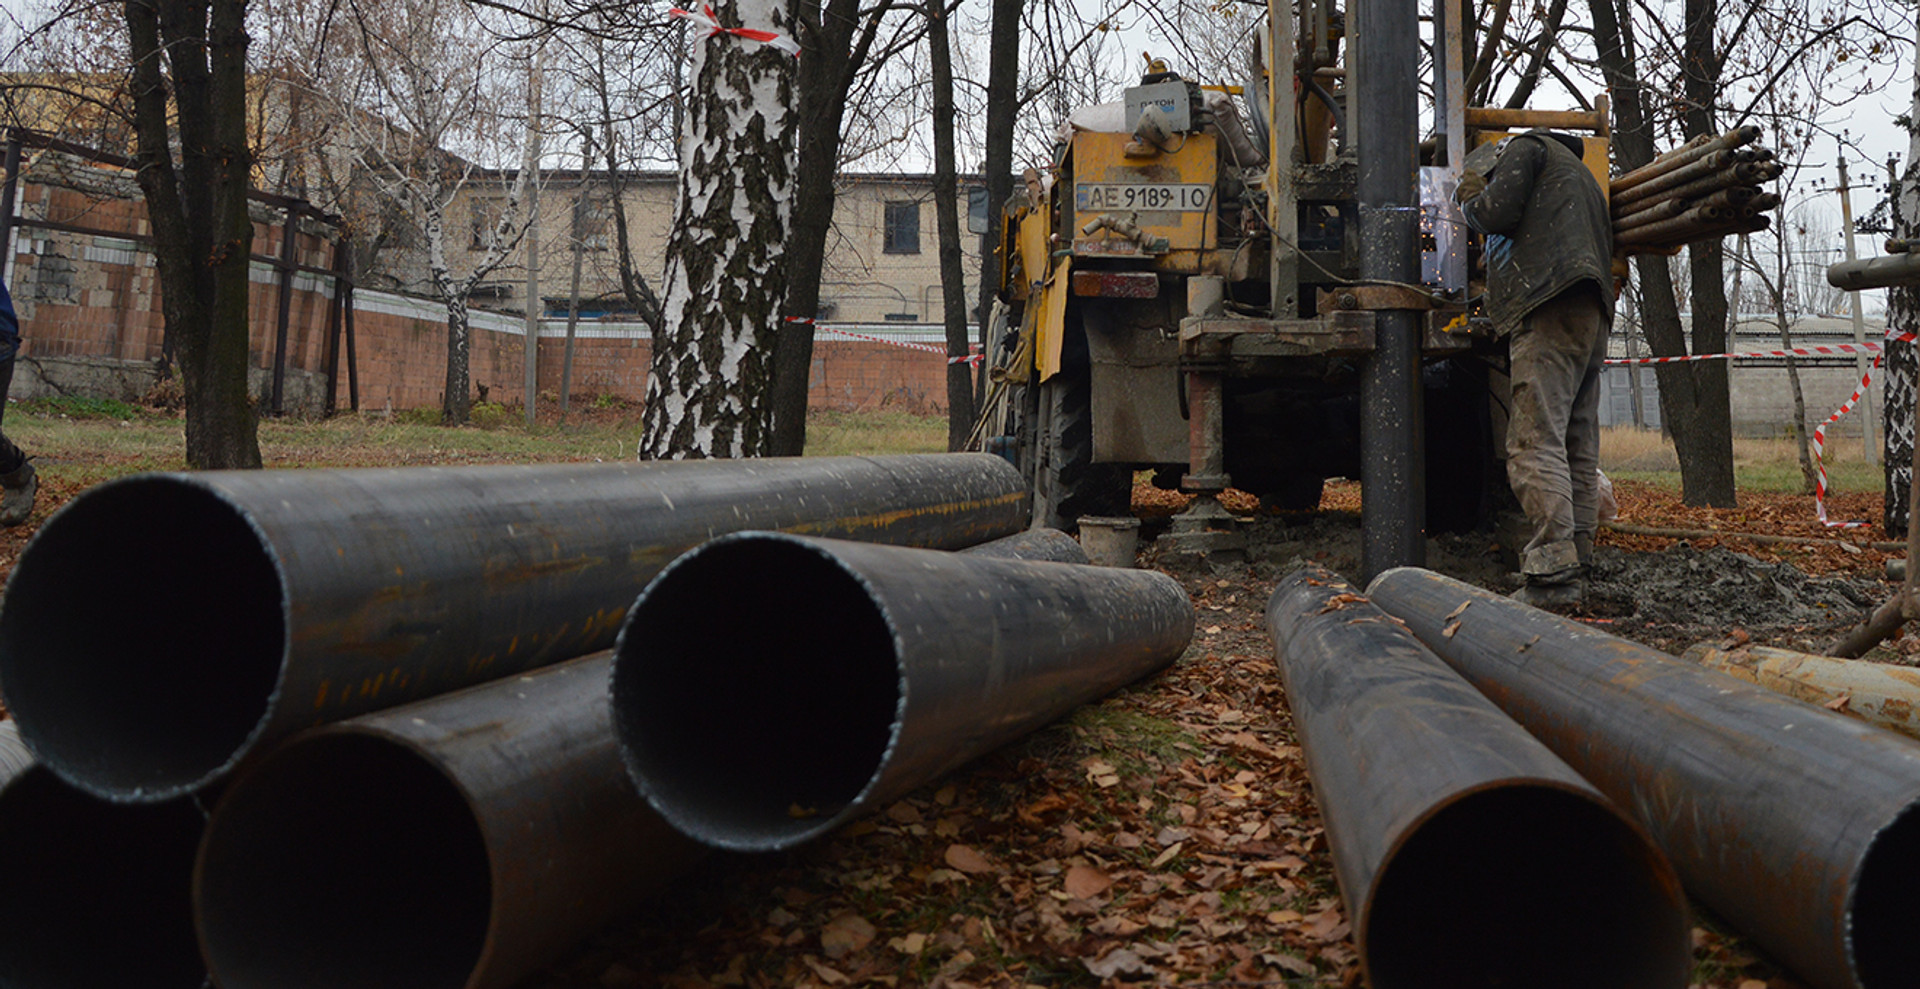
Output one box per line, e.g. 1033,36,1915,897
0,467,1898,988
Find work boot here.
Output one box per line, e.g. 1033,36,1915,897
0,460,36,527
1511,580,1584,610
1511,564,1584,610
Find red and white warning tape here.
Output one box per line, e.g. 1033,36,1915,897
1806,329,1916,528
786,317,984,366
669,4,801,55
1604,340,1888,365
1604,328,1920,529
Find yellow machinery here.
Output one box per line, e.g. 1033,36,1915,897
975,0,1611,560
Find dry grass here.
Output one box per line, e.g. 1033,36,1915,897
1600,425,1884,493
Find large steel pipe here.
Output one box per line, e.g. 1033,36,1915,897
611,533,1193,851
0,723,205,989
0,454,1026,801
1369,567,1920,989
195,652,699,989
1266,569,1689,989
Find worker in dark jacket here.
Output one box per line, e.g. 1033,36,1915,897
0,275,34,525
1455,130,1613,607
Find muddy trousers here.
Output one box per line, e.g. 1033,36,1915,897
1507,285,1609,581
0,358,19,474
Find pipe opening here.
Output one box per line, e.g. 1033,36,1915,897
0,478,285,799
0,769,204,987
614,536,901,850
1365,785,1687,989
1849,798,1920,987
197,734,490,989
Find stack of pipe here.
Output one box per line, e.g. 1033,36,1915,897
1370,567,1920,989
1611,126,1779,255
1264,568,1688,988
0,454,1043,989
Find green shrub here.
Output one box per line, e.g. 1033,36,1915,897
468,401,511,429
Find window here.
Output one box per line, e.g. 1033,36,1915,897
884,201,920,254
967,187,990,235
469,198,506,250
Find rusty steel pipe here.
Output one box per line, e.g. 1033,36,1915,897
1613,196,1690,232
0,454,1026,802
1686,645,1920,742
1610,149,1741,210
0,723,206,989
1265,569,1689,989
1369,567,1920,989
195,652,700,989
611,533,1193,851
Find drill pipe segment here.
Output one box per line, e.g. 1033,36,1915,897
1368,567,1920,989
0,454,1028,803
0,724,205,989
1264,568,1690,989
611,532,1194,852
1610,126,1763,197
1609,149,1743,211
194,652,698,989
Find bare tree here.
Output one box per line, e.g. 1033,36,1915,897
124,0,261,468
333,0,544,425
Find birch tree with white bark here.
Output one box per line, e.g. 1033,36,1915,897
639,0,798,459
336,0,544,425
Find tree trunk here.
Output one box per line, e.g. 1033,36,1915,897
123,0,262,470
1590,0,1734,507
1886,16,1920,536
444,296,473,425
1671,0,1737,507
767,0,887,456
974,0,1021,410
640,0,796,459
928,1,973,450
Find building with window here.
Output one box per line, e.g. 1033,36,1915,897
426,171,991,327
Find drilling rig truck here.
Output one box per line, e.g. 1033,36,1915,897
973,0,1617,566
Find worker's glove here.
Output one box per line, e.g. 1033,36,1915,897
1455,169,1487,204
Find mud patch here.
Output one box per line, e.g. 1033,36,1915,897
1590,543,1881,632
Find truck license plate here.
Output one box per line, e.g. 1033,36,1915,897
1074,183,1212,213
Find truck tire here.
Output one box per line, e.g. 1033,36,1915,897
1029,312,1131,531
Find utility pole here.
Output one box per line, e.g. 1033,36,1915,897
1838,147,1878,465
522,48,545,427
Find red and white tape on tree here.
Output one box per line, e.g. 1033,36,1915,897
668,4,801,55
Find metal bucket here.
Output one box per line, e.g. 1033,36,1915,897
1077,516,1141,568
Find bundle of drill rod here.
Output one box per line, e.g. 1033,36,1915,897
1611,125,1780,254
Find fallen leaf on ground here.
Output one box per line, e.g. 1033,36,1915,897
801,956,849,985
945,844,996,874
1083,947,1153,979
1063,863,1112,899
819,912,876,959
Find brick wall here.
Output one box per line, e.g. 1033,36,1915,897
5,175,956,415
